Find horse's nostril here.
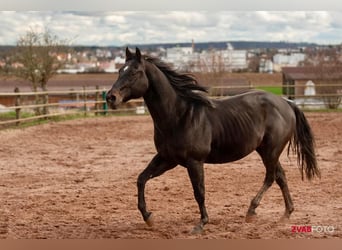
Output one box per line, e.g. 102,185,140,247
110,95,116,103
106,94,116,103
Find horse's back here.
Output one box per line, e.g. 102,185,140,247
214,90,294,120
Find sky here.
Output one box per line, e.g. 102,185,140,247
1,1,342,46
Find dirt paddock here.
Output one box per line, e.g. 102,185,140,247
0,112,341,239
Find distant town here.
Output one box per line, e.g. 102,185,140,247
0,40,341,75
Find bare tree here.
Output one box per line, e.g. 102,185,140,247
14,28,69,115
248,55,260,73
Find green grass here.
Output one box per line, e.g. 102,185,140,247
0,111,34,119
256,86,283,95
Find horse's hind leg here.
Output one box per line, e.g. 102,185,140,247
246,163,275,222
275,163,294,221
246,159,294,222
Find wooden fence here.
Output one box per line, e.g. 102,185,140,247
0,84,341,128
0,86,144,127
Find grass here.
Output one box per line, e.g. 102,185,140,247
0,111,34,120
0,111,82,129
255,86,283,95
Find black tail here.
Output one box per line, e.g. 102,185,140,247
287,101,320,180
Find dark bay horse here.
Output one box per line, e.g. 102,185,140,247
106,47,320,233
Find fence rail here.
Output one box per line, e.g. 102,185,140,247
0,86,145,127
0,83,341,128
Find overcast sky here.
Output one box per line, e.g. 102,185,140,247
1,11,342,46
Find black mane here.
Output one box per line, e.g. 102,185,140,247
145,56,215,107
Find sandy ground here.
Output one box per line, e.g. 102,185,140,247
0,112,341,239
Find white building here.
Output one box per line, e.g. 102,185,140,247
165,43,247,73
273,53,306,72
165,46,196,71
221,48,248,71
195,43,247,72
259,58,274,73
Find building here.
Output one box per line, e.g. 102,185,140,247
165,46,196,71
273,53,306,72
165,43,247,73
282,66,342,108
259,58,274,73
197,43,247,72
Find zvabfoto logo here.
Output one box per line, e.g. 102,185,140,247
291,225,336,234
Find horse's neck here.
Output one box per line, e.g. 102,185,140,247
143,62,183,125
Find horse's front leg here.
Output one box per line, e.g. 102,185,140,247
186,160,208,234
137,153,177,226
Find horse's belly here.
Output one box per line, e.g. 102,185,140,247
205,145,254,164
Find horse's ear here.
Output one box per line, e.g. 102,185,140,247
126,47,133,61
136,47,142,62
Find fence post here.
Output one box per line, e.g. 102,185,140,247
42,87,49,118
14,87,21,126
102,90,107,115
83,86,87,117
95,85,100,116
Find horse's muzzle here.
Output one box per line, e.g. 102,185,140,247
106,91,122,109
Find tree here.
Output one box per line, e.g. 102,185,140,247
248,54,260,72
14,28,69,115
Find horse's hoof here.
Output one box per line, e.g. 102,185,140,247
191,224,204,235
145,213,154,227
245,214,257,223
279,214,290,223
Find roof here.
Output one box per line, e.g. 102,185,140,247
282,66,342,80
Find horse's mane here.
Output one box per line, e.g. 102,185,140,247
145,56,215,108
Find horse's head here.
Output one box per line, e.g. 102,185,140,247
106,47,149,109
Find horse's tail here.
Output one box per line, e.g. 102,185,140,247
287,100,320,180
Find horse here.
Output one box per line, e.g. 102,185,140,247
106,47,320,234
